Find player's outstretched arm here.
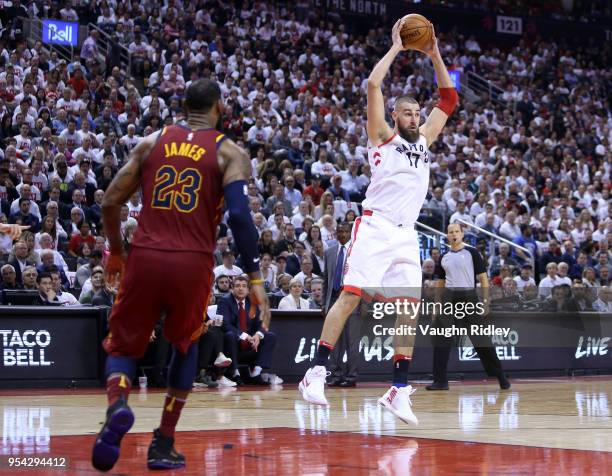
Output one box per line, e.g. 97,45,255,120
0,224,29,240
102,133,156,276
219,139,271,329
417,27,458,147
366,18,406,146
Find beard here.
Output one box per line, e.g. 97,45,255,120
397,123,419,143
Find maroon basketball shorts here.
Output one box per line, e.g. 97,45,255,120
103,246,214,357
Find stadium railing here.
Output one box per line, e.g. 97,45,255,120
456,218,535,270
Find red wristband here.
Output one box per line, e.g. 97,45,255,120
436,87,458,116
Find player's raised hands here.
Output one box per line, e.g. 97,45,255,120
413,26,440,58
391,18,409,51
0,224,29,240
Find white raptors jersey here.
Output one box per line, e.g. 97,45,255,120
361,133,430,225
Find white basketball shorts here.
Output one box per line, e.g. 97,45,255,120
342,211,422,301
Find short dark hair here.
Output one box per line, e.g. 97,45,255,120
43,264,59,273
19,197,30,206
336,221,352,232
394,95,419,109
232,275,249,286
37,272,51,284
185,79,220,113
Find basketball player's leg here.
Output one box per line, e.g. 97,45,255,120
299,215,389,405
377,302,419,425
92,249,164,471
392,307,418,386
146,252,213,469
299,290,361,405
377,230,422,425
317,291,362,363
313,215,383,366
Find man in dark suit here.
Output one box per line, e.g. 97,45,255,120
8,240,36,286
40,187,71,220
219,275,277,385
286,241,306,276
325,222,361,387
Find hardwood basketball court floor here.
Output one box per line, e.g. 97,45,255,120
1,376,611,474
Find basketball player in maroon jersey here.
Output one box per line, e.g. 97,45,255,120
91,79,270,471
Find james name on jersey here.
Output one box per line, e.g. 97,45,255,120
163,142,207,161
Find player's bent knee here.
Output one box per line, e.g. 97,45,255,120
167,343,198,391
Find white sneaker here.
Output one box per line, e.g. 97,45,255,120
217,376,237,387
214,353,232,368
378,385,419,425
261,373,284,385
299,366,329,405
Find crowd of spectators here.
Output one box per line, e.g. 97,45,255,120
424,0,611,22
0,1,607,314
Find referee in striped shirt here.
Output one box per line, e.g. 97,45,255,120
427,223,510,391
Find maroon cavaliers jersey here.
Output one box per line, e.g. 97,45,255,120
132,125,225,254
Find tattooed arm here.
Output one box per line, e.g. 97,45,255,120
102,132,156,256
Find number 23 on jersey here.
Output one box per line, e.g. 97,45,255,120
151,165,202,213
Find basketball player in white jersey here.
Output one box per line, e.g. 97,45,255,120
299,19,457,424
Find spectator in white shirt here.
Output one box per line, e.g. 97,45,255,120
513,264,536,293
449,201,473,226
292,256,319,286
310,148,337,178
538,262,571,298
291,201,312,230
592,286,612,313
557,262,573,283
277,278,310,310
213,251,244,279
499,211,521,241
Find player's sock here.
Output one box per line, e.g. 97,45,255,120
392,354,412,388
249,365,262,377
106,373,132,406
159,390,188,438
104,356,137,406
158,343,198,439
233,369,241,377
313,340,334,367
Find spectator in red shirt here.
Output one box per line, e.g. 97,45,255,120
303,174,324,206
68,221,96,257
68,68,88,97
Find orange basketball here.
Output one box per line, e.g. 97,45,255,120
399,14,433,51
